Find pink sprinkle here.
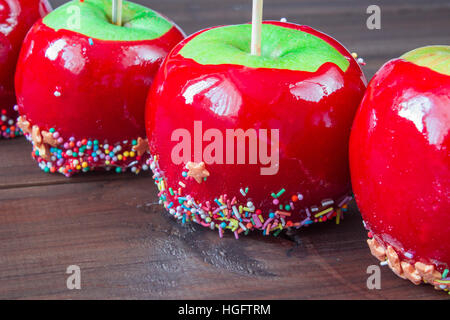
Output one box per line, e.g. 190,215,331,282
262,217,273,229
252,214,262,228
306,208,311,217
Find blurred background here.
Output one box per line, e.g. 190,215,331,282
48,0,450,79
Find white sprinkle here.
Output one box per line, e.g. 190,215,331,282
232,206,240,219
404,252,414,259
321,198,334,207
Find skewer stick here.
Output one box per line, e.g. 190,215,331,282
112,0,123,26
251,0,263,56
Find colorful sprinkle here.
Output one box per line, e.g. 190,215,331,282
0,107,23,139
147,154,352,238
18,115,150,177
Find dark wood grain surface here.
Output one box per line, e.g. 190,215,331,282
1,0,449,299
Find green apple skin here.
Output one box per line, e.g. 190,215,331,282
43,0,184,41
401,45,450,76
145,22,367,235
14,0,185,176
179,23,349,73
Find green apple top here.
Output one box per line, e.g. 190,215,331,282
401,45,450,76
179,24,350,73
43,0,175,41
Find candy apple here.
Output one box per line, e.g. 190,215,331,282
350,46,450,289
15,0,185,176
0,0,51,138
145,22,366,237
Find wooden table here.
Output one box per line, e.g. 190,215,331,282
0,0,449,300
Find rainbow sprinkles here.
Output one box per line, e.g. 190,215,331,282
0,106,22,139
147,155,353,239
17,115,151,176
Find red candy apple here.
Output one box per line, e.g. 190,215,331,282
350,46,450,289
0,0,50,138
145,21,366,237
15,0,184,176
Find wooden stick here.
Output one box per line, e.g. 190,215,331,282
251,0,263,56
112,0,123,26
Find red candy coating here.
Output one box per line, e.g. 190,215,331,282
350,59,450,271
0,0,50,138
146,22,366,232
15,20,184,142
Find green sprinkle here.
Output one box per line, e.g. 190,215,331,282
49,128,55,133
443,269,449,279
276,188,286,198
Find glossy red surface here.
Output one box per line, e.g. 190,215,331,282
350,59,450,270
0,0,50,118
146,22,366,226
15,20,184,142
